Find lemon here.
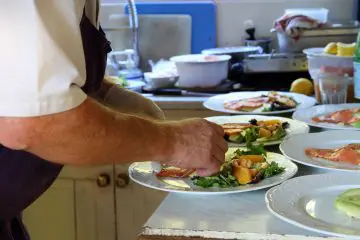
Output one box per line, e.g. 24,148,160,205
324,42,338,55
337,42,356,57
290,78,314,96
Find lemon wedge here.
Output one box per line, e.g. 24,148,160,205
324,42,338,55
290,78,314,96
337,42,356,57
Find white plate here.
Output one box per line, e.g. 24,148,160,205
280,131,360,172
266,174,360,239
203,91,316,115
205,115,310,147
292,103,360,131
129,149,298,195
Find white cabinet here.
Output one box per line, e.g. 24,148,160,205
23,166,116,240
115,165,166,240
23,165,166,240
23,179,77,240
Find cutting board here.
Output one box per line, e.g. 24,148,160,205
106,14,191,71
125,1,216,53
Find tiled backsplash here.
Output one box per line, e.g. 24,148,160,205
100,0,356,48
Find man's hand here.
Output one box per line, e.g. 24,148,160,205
164,119,228,177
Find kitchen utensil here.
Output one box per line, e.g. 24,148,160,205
144,72,178,89
206,115,309,147
244,20,256,41
266,173,360,239
170,54,231,88
273,21,359,53
292,103,360,131
318,73,350,104
280,130,360,172
202,46,262,64
285,8,329,23
129,149,298,195
304,47,355,103
243,53,308,73
203,91,316,115
244,38,272,54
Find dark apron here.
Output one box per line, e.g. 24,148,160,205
0,11,111,240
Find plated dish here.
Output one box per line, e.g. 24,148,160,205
280,131,360,172
293,103,360,130
206,115,309,147
223,91,298,112
129,145,298,195
266,173,360,239
204,91,316,115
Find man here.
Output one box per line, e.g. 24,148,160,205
0,0,227,239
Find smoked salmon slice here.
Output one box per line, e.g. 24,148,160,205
305,144,360,165
155,167,195,178
312,108,360,125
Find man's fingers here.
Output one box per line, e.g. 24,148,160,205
206,120,224,137
212,146,226,164
196,158,221,177
215,137,228,153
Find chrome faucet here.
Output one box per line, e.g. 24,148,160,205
126,0,140,68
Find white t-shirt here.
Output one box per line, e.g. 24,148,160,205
0,0,99,117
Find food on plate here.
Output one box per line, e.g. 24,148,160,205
222,119,289,144
312,107,360,128
155,166,195,178
223,92,298,112
305,144,360,165
290,78,314,96
323,42,356,57
191,144,285,188
335,189,360,219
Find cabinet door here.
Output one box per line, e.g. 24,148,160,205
115,166,167,240
23,179,77,240
23,166,116,240
75,177,116,240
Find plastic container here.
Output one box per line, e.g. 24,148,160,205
354,62,360,100
318,73,350,104
170,54,231,88
304,48,355,103
285,8,329,23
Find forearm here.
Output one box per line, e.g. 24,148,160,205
0,98,173,166
95,79,165,120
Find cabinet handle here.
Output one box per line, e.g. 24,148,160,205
97,173,111,188
116,173,130,188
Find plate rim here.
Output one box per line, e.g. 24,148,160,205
205,115,310,147
279,131,360,173
203,91,317,115
128,152,298,195
292,103,360,131
265,174,360,239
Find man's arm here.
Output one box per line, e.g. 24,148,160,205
0,98,227,176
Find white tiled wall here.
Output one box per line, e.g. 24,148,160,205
100,0,356,47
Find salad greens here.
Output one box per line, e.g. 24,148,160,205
192,144,285,189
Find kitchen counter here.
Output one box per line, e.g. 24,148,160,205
144,94,213,110
137,165,341,240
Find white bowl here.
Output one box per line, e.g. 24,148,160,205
144,72,178,89
170,54,231,88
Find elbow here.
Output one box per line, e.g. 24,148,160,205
0,118,34,151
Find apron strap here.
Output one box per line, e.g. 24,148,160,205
84,0,100,28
